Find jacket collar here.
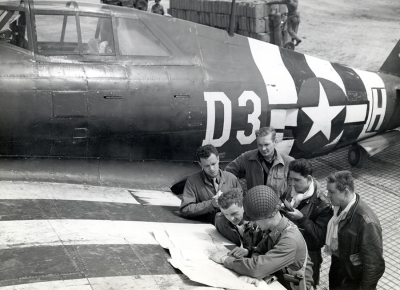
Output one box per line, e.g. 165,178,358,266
307,177,321,203
286,177,321,204
248,149,285,166
341,193,360,225
201,169,224,186
225,218,248,230
248,149,260,161
267,215,290,243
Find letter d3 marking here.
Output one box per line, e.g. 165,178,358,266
202,92,232,147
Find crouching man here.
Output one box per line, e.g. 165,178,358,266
214,188,264,258
210,185,314,290
179,144,241,224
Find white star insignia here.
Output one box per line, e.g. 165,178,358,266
302,82,345,143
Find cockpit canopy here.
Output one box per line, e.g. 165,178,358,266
0,0,170,57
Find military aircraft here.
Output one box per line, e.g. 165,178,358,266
0,0,400,191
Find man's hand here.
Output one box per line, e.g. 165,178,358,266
212,195,219,208
285,208,303,220
209,251,228,264
239,276,260,287
212,190,223,208
228,247,249,258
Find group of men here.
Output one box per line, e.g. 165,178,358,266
179,127,385,290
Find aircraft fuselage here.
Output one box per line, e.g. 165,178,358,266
1,0,399,165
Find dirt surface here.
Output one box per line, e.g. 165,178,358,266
295,0,400,72
157,0,399,72
110,0,400,72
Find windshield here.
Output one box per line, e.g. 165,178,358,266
0,9,29,50
116,17,170,56
35,13,114,55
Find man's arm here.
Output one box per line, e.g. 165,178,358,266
296,202,333,249
241,225,264,256
179,179,216,218
233,174,243,190
284,155,295,192
360,222,385,290
224,155,246,178
223,235,297,279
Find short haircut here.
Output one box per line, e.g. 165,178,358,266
218,188,243,209
196,144,218,161
289,159,313,177
255,127,276,140
326,171,354,192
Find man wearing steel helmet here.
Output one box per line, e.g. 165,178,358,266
214,188,264,258
180,144,241,224
225,127,294,196
210,185,314,290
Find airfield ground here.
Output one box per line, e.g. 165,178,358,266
309,146,400,289
158,0,400,72
297,0,400,72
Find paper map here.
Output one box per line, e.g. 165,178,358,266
153,227,285,290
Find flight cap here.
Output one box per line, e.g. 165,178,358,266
243,185,281,221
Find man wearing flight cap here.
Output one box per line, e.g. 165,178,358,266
210,185,314,290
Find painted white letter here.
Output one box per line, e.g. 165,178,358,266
202,92,232,147
366,88,387,132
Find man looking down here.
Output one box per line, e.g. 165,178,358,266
215,188,263,258
210,185,314,289
179,144,241,224
225,127,293,196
